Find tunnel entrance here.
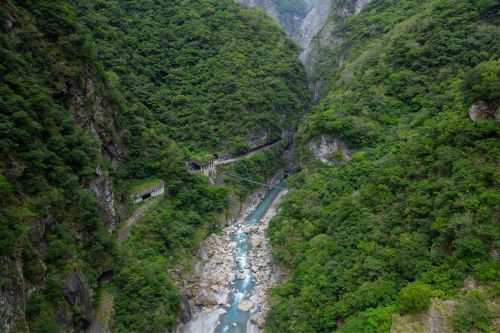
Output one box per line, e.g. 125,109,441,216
97,269,114,285
188,161,201,170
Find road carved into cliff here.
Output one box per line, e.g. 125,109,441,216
117,198,156,242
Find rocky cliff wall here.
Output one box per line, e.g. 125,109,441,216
302,0,373,74
0,3,123,331
236,0,373,81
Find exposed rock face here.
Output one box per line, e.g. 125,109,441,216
64,53,123,236
302,0,373,75
307,134,353,165
390,299,457,333
217,194,241,228
4,5,21,40
217,188,269,228
197,247,209,261
89,166,119,233
296,0,333,63
62,270,93,329
0,257,29,333
87,290,113,333
425,300,457,333
245,130,270,150
235,0,306,38
177,307,226,333
179,293,192,323
194,288,219,306
66,66,123,164
236,0,373,78
236,0,325,53
469,100,500,123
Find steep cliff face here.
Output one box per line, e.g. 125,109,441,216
236,0,373,80
266,0,500,331
66,66,123,165
307,134,352,166
89,167,119,233
0,2,122,331
235,0,311,39
0,257,29,333
295,0,332,62
300,0,373,74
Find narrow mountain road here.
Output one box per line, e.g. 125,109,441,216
88,290,113,333
117,198,156,242
200,140,283,174
88,198,157,333
242,140,282,159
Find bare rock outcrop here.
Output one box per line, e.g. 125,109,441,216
0,257,29,333
90,166,119,233
61,270,93,330
194,288,219,306
66,66,123,164
390,299,457,333
469,100,500,123
307,134,353,165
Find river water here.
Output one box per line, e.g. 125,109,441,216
215,182,284,333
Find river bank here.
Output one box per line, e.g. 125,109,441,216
176,184,287,333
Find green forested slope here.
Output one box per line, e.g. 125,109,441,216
0,1,306,332
0,2,123,331
267,0,499,331
73,0,308,156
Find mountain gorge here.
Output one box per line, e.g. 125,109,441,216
236,0,373,72
1,1,306,332
1,0,499,332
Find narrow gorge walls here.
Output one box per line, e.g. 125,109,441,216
236,0,373,76
1,0,309,332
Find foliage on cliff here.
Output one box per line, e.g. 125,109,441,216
267,0,500,331
0,0,307,332
0,1,123,330
73,0,308,156
112,177,228,331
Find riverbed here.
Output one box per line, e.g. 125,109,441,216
178,183,286,333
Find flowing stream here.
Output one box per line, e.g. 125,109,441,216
215,182,284,333
179,182,285,333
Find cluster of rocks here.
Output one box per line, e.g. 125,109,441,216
243,214,275,317
176,190,287,333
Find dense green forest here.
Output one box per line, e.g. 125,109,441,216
267,0,499,332
0,1,124,331
72,0,308,156
1,0,499,332
0,0,306,332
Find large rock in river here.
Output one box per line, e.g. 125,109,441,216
251,237,262,247
237,300,254,312
250,313,266,328
194,288,218,306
